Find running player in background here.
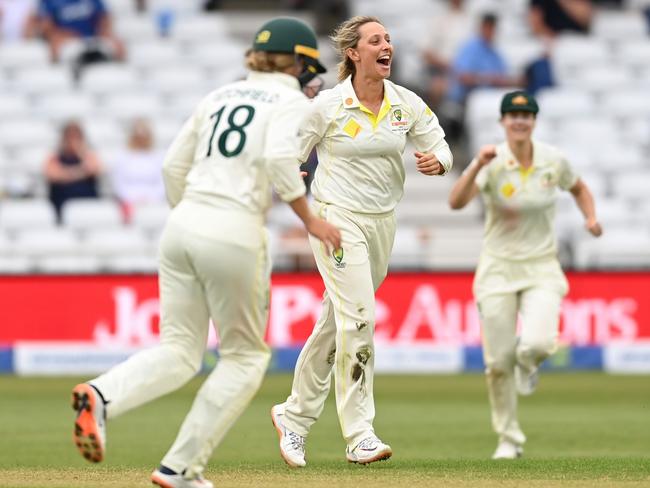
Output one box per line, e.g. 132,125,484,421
271,16,452,467
70,17,340,488
448,91,602,460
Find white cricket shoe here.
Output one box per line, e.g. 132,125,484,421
346,436,392,464
71,383,106,463
151,468,214,488
515,364,539,396
271,404,306,468
492,440,523,460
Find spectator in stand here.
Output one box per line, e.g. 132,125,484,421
443,13,521,138
44,120,102,219
448,13,518,105
529,0,593,39
38,0,126,62
0,0,39,41
421,0,474,108
111,119,166,220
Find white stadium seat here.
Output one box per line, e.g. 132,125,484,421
0,41,49,69
80,65,140,95
592,11,648,40
403,174,454,200
536,89,596,119
12,147,50,175
12,66,73,94
617,40,650,69
0,120,55,152
465,88,515,131
0,199,57,231
129,41,184,68
592,146,644,171
145,66,206,95
0,93,30,118
559,65,638,93
553,35,612,70
390,226,427,269
131,203,170,233
0,232,14,255
573,230,650,269
61,199,124,231
397,199,482,226
103,93,159,120
117,17,159,43
0,256,33,273
499,39,546,74
172,15,229,43
35,256,102,273
612,172,650,202
425,234,483,270
37,92,95,122
82,228,151,256
83,118,125,149
104,255,159,273
602,91,650,119
14,228,81,256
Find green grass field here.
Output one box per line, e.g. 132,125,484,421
1,373,648,487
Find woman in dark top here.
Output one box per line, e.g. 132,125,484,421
44,121,102,219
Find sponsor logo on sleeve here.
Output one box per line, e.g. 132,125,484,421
390,108,409,134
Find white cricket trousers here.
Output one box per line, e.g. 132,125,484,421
473,254,568,446
282,202,396,448
91,200,271,477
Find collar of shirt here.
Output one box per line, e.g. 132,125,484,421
501,140,548,177
246,71,301,91
339,75,406,129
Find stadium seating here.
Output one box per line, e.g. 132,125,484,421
61,199,124,231
0,1,648,273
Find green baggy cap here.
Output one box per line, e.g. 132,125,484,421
500,91,539,115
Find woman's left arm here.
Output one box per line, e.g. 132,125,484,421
569,178,602,237
407,97,453,176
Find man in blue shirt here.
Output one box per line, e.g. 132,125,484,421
447,13,517,104
39,0,125,62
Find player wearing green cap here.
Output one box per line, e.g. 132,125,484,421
69,17,340,488
449,90,602,459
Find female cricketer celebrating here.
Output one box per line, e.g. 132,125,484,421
449,91,602,460
271,16,453,467
70,18,340,488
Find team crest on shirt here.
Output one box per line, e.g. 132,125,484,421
540,169,558,188
333,247,346,268
390,108,409,134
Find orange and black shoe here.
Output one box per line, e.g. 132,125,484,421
71,383,106,463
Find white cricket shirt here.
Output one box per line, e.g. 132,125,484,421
297,76,452,214
475,140,579,261
162,71,308,216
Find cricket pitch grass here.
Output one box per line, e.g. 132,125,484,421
1,373,648,487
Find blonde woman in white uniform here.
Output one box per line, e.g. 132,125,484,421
69,18,340,488
449,91,602,460
271,16,453,467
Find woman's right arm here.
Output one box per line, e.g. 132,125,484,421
448,145,496,209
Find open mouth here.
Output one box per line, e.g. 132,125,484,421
377,54,391,67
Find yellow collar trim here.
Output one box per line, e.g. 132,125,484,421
359,94,391,129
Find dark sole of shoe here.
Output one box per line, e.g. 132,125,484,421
347,449,393,465
71,384,104,463
270,406,304,469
